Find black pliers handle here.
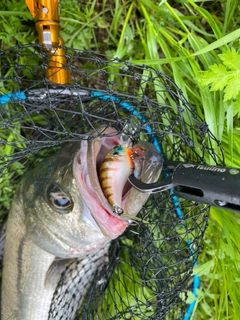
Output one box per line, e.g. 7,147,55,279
128,162,240,213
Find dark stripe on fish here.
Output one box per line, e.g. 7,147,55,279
17,235,27,301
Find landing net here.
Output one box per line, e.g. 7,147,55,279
0,44,224,319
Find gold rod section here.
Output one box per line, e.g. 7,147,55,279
25,0,70,84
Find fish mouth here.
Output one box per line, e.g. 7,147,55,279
92,132,133,215
73,127,133,239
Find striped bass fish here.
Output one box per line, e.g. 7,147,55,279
1,126,163,320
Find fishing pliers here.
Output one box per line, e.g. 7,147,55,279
128,161,240,213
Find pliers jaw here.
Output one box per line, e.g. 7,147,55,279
128,162,240,213
128,173,174,194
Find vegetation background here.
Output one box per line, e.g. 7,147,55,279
0,0,240,319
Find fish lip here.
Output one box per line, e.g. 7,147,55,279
69,238,109,255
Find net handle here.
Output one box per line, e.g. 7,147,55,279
25,0,70,84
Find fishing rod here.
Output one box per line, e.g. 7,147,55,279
25,0,70,84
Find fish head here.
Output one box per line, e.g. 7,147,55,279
21,142,108,259
20,126,162,258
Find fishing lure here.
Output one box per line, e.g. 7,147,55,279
99,145,134,215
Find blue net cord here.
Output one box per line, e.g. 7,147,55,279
0,92,26,105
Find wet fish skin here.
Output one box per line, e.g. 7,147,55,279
47,244,110,320
1,142,108,320
1,127,163,320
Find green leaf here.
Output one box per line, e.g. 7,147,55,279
225,72,240,101
194,259,215,276
219,49,240,70
233,95,240,117
192,28,240,56
199,64,230,90
198,50,240,101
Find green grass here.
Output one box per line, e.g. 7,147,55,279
195,207,240,320
1,0,240,319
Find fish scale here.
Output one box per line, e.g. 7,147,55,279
48,244,110,320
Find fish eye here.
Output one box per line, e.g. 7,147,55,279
47,184,73,214
52,195,72,209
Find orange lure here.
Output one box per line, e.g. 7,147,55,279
99,145,134,215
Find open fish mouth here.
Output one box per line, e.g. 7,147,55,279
73,127,162,239
92,130,134,215
73,127,131,239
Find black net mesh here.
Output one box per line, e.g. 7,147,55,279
0,44,224,319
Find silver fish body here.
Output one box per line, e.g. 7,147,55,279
1,142,109,320
1,127,163,320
